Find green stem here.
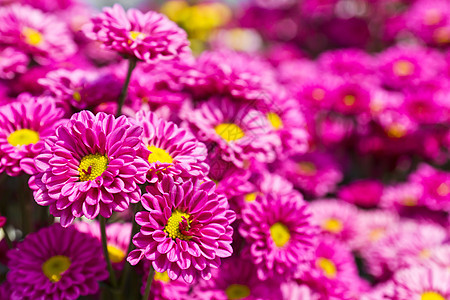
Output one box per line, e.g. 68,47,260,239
99,216,119,299
143,266,155,300
116,57,137,117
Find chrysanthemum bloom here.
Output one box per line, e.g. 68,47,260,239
377,45,445,90
0,47,29,80
375,109,418,140
141,261,190,300
134,111,208,183
31,111,149,227
392,266,450,300
309,199,359,247
363,221,447,279
298,238,360,299
338,179,384,208
282,282,320,300
409,163,450,211
6,224,108,300
290,73,339,111
83,4,191,63
0,96,65,176
185,97,280,168
239,190,316,280
278,152,343,197
39,68,122,109
74,221,131,269
192,257,282,300
0,4,76,63
317,48,374,78
185,49,278,101
332,81,372,115
127,175,235,283
380,182,424,210
361,282,394,300
402,89,450,125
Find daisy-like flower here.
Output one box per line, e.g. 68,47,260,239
317,48,374,79
239,190,317,280
282,282,320,300
332,81,372,115
337,179,384,208
185,96,280,168
83,4,191,63
127,175,235,283
192,257,282,300
309,199,359,247
0,4,76,63
31,111,149,227
392,265,450,300
0,47,29,80
134,111,208,183
380,182,424,210
0,96,65,176
74,221,131,269
6,224,108,300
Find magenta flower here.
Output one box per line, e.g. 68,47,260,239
75,221,131,268
134,111,208,183
0,47,28,79
239,190,317,280
0,4,76,63
380,182,424,210
338,179,384,208
392,266,450,300
127,175,235,283
0,96,65,176
185,96,279,168
83,4,191,63
317,48,374,78
192,258,282,300
31,111,149,227
6,224,108,300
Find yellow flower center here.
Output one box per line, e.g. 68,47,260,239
312,88,325,101
78,154,108,182
107,245,126,264
298,162,317,176
22,27,43,46
7,129,39,146
343,95,356,106
424,9,442,26
437,183,450,196
215,123,245,142
225,284,250,300
42,255,71,283
129,31,146,41
316,257,337,278
403,196,417,207
244,192,257,202
393,60,415,77
147,146,173,164
270,222,290,248
386,123,407,138
73,91,81,102
154,271,171,283
421,292,446,300
434,27,450,44
322,218,343,234
369,228,385,241
165,210,192,241
267,112,283,130
419,248,432,259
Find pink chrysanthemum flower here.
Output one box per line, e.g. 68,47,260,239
317,48,374,78
192,258,282,300
332,81,372,115
309,199,359,247
338,179,384,208
392,266,450,300
141,261,190,300
380,182,424,210
127,175,235,283
0,96,65,176
0,4,76,63
74,221,131,268
282,282,320,300
185,96,280,168
134,111,208,183
278,152,343,197
0,47,29,80
83,4,191,63
39,68,122,109
6,224,108,300
239,190,317,280
31,111,149,227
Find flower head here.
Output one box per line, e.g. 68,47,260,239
0,47,29,80
127,175,235,283
6,224,108,300
338,179,384,208
31,111,149,227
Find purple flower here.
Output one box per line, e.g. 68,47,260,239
0,47,28,79
0,96,65,176
83,4,191,63
31,111,149,227
338,179,384,208
6,224,108,300
127,175,235,283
